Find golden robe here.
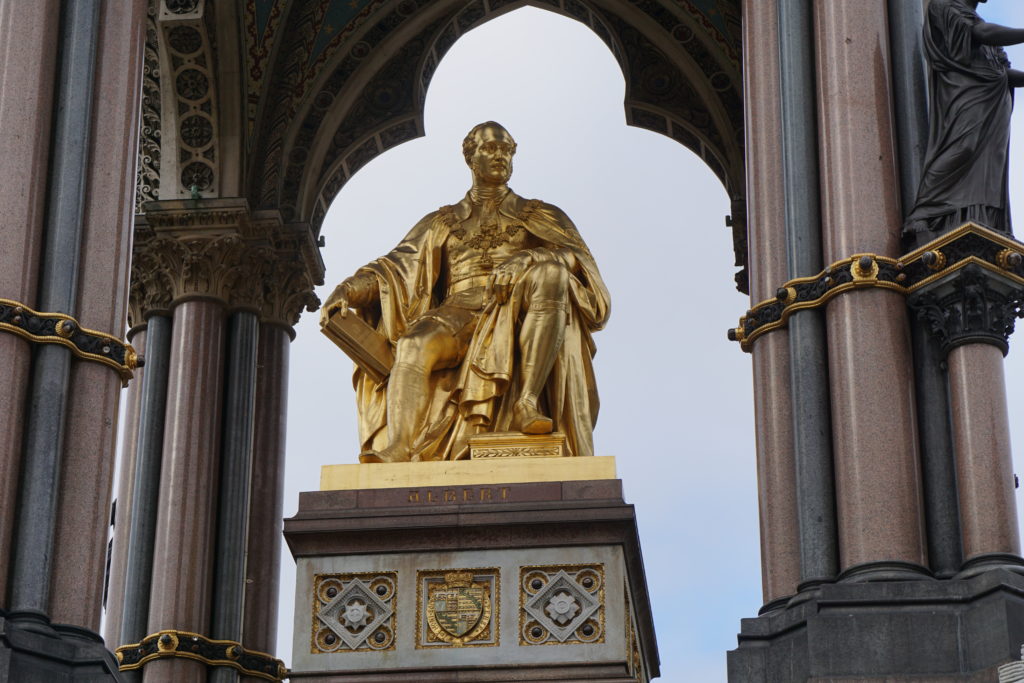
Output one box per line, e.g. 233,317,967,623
352,189,610,460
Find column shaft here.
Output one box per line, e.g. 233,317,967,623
912,322,962,577
9,0,102,613
948,344,1020,563
889,0,963,578
779,0,838,587
50,0,145,630
118,315,172,670
242,325,290,658
104,326,147,645
814,0,927,576
742,0,801,606
144,300,226,683
210,311,259,683
0,0,60,603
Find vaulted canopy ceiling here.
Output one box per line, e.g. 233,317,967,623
138,0,747,288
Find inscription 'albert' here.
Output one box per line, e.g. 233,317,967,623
407,487,513,504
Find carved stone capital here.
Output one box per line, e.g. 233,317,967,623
908,263,1024,356
259,260,320,333
129,200,324,330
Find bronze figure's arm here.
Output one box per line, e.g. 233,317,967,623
1009,69,1024,88
971,21,1024,47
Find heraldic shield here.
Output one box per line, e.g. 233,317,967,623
426,572,491,645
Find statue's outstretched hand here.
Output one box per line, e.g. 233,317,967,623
486,250,535,305
320,281,351,326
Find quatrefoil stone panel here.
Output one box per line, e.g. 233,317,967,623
311,572,397,654
520,564,605,645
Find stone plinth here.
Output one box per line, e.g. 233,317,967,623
0,610,123,682
728,569,1024,681
284,460,659,682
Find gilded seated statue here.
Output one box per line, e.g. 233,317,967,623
319,122,610,463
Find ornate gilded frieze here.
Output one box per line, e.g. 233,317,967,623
520,564,605,646
416,568,499,648
311,572,397,654
733,223,1024,352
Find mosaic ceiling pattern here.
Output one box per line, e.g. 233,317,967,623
145,0,747,286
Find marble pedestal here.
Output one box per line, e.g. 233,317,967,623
728,569,1024,681
284,458,659,682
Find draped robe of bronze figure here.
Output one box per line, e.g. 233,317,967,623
905,0,1024,239
320,123,610,463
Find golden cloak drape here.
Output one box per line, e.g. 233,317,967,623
351,189,610,460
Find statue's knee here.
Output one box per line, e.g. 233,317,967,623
395,327,440,365
524,259,569,298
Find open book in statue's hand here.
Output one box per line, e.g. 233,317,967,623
320,310,393,384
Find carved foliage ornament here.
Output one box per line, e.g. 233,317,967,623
909,263,1024,356
129,218,320,328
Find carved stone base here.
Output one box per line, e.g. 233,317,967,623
284,472,659,682
0,610,123,682
728,569,1024,681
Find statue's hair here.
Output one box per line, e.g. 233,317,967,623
462,121,516,163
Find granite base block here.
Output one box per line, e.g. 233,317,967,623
728,569,1024,681
285,479,659,682
0,610,123,682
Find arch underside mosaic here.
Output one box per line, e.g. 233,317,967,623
138,0,748,291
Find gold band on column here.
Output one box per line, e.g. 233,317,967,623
0,297,138,383
732,223,1024,351
115,629,288,681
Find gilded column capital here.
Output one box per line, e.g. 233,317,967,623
129,200,324,328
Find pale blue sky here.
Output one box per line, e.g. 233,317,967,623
274,4,1024,680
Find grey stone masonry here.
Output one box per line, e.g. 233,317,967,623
284,479,659,682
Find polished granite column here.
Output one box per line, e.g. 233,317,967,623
948,344,1020,570
144,298,226,683
0,0,59,601
779,0,837,590
742,0,800,609
104,323,146,645
814,0,927,579
241,323,291,666
117,314,172,683
209,309,259,683
50,0,145,631
8,0,102,617
114,205,321,682
888,0,963,579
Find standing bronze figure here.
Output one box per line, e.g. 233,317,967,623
320,122,610,463
905,0,1024,239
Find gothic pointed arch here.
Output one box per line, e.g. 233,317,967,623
237,0,747,289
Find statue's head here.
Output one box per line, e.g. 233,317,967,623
463,121,516,184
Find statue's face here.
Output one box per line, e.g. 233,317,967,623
468,125,515,184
